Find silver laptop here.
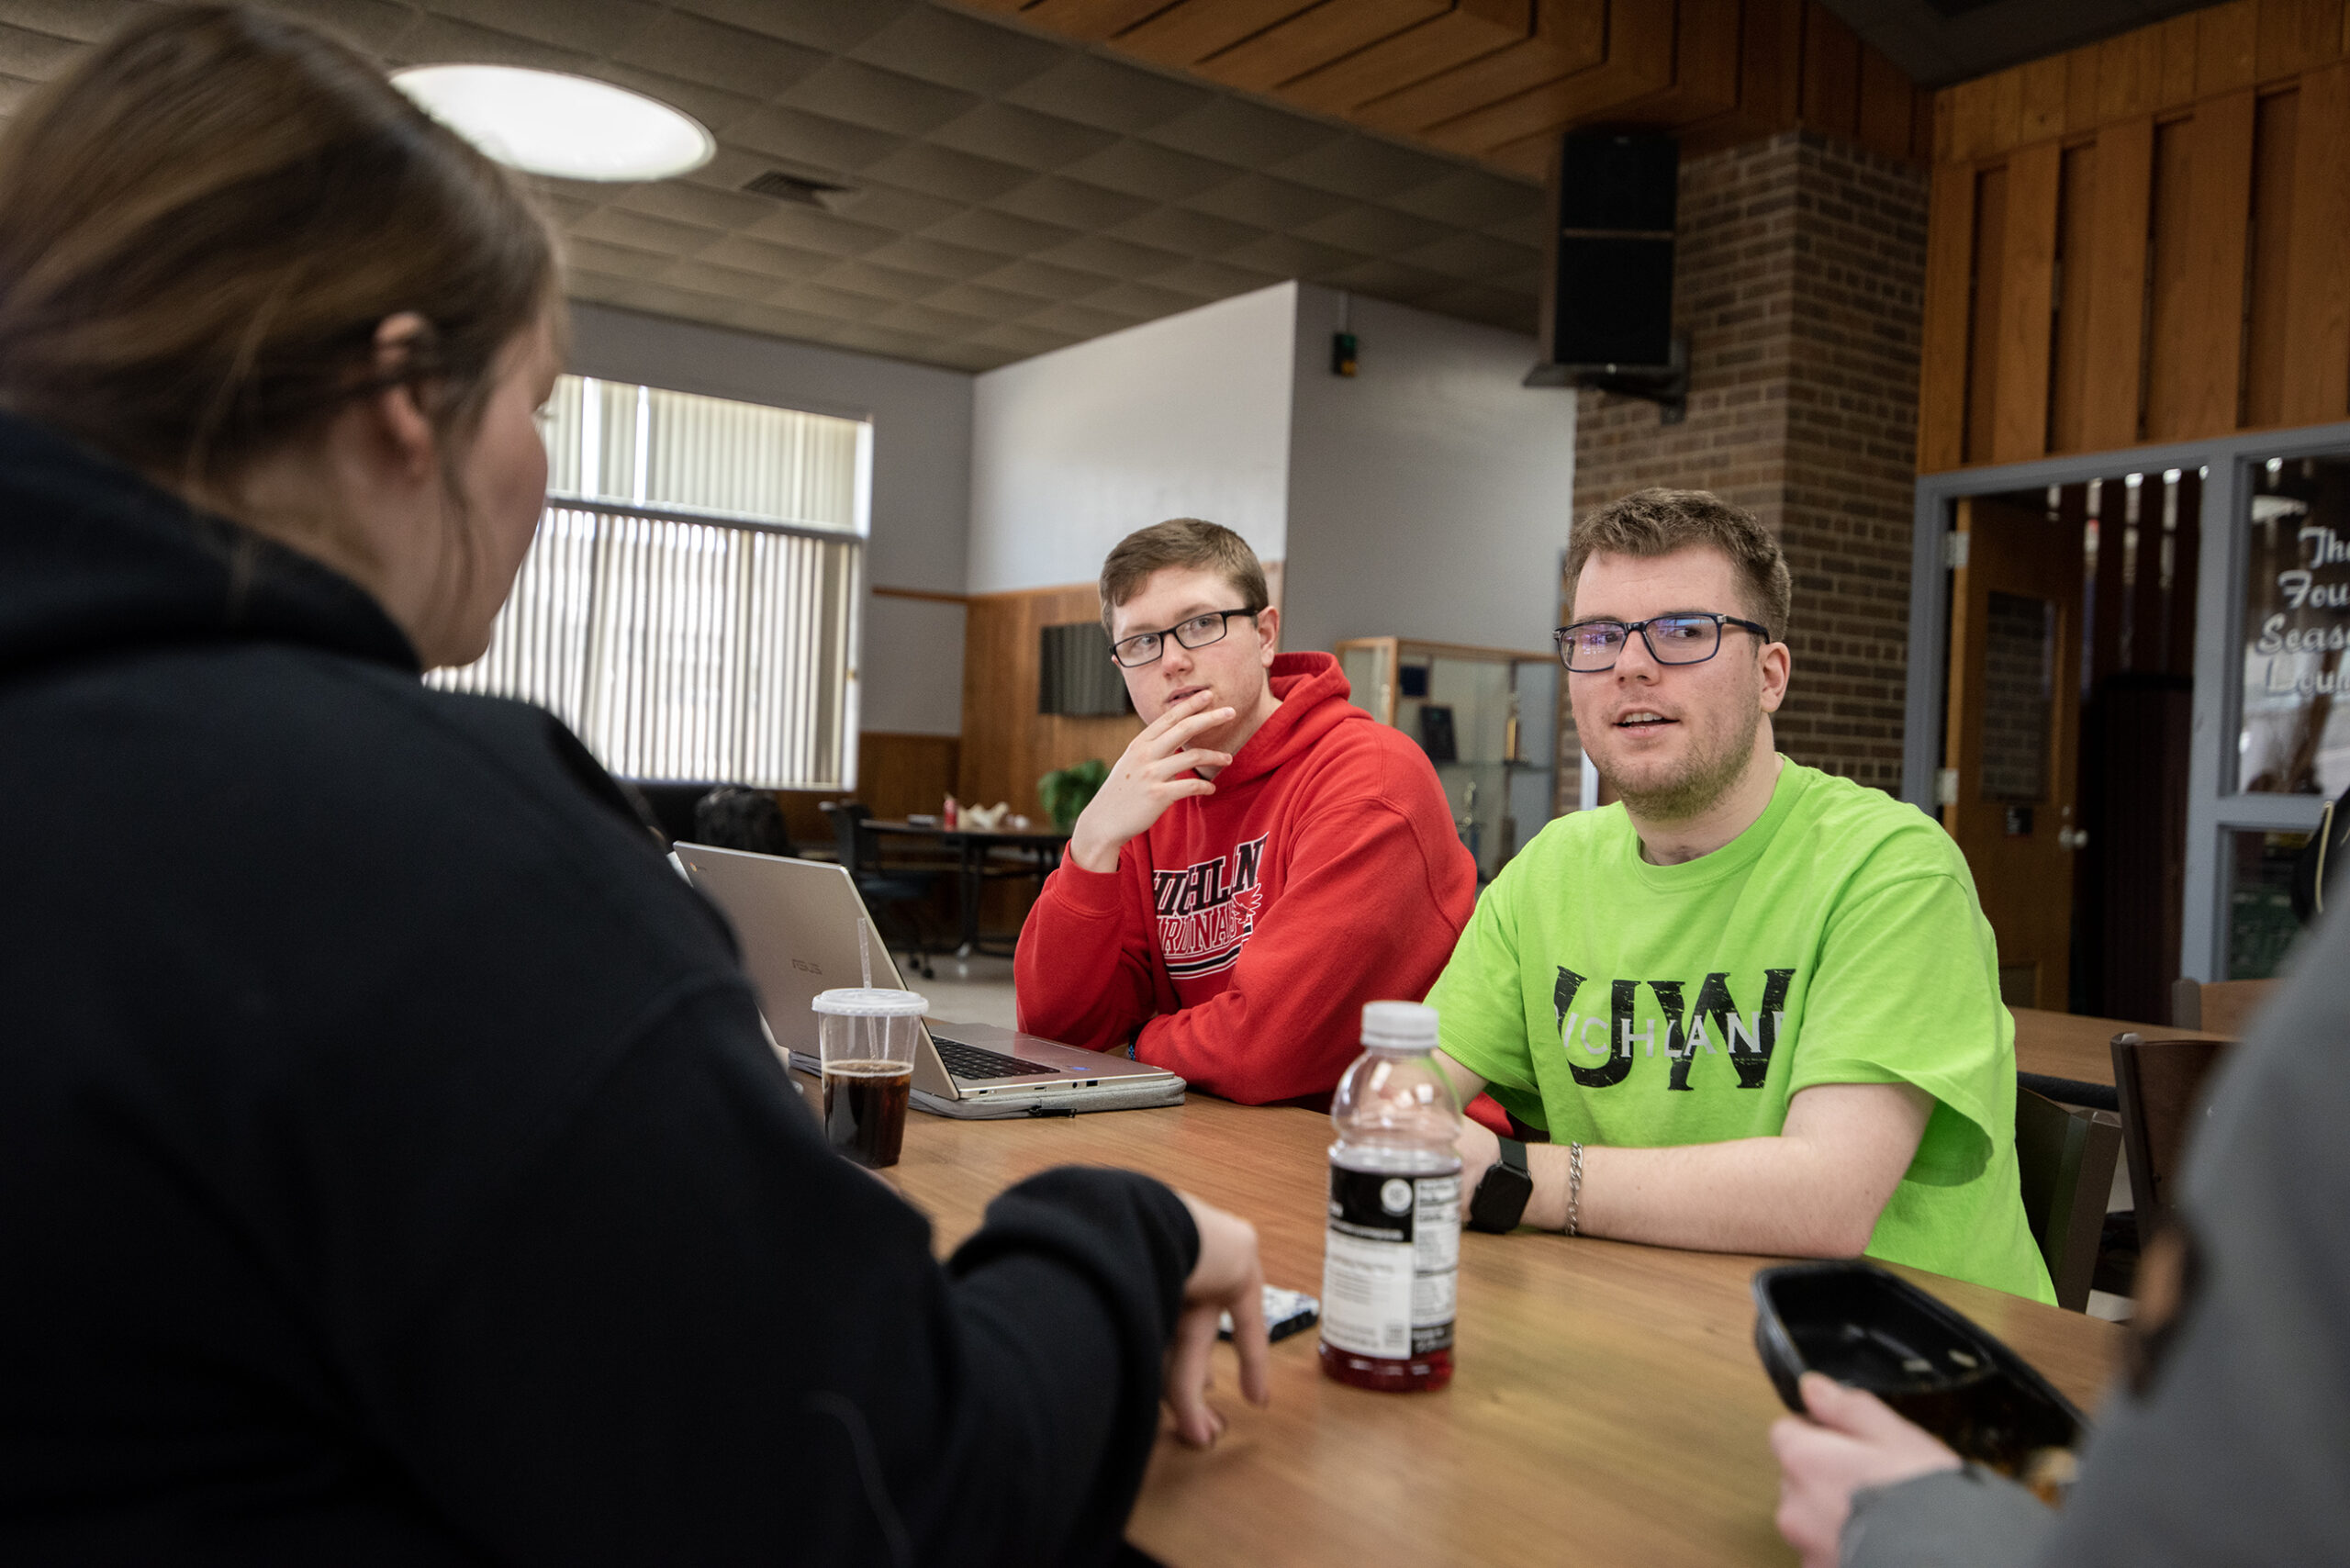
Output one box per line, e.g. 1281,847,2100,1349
675,844,1186,1117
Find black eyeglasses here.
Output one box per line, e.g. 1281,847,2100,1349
1111,608,1261,668
1554,613,1771,673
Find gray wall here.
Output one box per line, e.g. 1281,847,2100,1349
566,300,973,737
1280,284,1575,660
968,284,1296,596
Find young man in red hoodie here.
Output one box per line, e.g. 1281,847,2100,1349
1014,518,1478,1104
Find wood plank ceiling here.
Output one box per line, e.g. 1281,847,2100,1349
952,0,1934,177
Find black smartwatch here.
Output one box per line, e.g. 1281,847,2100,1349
1467,1136,1534,1233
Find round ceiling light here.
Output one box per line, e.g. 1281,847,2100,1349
392,64,714,183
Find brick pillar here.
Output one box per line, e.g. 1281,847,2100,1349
1565,130,1928,799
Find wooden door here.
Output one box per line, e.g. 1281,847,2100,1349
1943,496,2086,1012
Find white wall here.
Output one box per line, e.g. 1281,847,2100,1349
1279,284,1576,660
566,301,971,736
968,284,1297,596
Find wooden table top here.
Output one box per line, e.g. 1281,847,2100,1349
2010,1005,2232,1089
868,818,1069,844
873,1092,2122,1568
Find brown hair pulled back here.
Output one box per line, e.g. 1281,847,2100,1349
0,5,558,494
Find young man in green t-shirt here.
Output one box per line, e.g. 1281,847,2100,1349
1432,488,2053,1303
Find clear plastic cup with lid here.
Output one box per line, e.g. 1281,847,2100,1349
812,987,928,1169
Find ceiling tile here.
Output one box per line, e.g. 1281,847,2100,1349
859,233,1013,281
779,58,979,137
5,1,172,46
918,205,1080,256
1020,299,1148,339
1061,138,1238,202
929,101,1119,172
1002,52,1214,133
770,281,899,321
971,256,1116,302
669,0,911,54
741,202,900,257
728,105,905,174
919,279,1066,319
1411,283,1537,335
418,0,658,57
267,0,419,56
865,300,1001,340
1140,97,1342,170
821,319,954,362
0,19,95,76
1147,256,1288,299
572,206,723,257
563,236,677,283
990,174,1154,231
591,65,761,137
1399,231,1543,284
812,256,949,304
1268,136,1461,202
968,320,1085,359
664,256,795,302
1031,232,1188,281
1075,278,1207,320
697,233,840,281
1183,173,1352,231
386,13,593,72
1291,205,1453,257
621,11,829,100
1219,232,1367,277
1385,168,1544,229
858,140,1033,202
615,179,779,232
1479,207,1548,248
1108,204,1264,257
849,5,1066,95
829,183,966,233
1311,257,1456,305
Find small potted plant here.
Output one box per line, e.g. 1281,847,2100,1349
1037,758,1110,831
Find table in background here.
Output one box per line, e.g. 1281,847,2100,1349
864,820,1069,958
881,1094,2121,1568
2011,1006,2232,1104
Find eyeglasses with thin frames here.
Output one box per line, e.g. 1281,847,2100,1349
1554,612,1771,673
1110,608,1263,668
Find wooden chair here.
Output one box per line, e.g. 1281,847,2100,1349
2109,1032,2238,1238
2169,976,2277,1037
2013,1086,2123,1312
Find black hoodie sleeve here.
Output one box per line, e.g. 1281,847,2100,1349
372,983,1199,1568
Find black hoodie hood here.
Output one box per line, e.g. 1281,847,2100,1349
0,408,416,680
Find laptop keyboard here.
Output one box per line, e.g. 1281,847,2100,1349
932,1035,1060,1081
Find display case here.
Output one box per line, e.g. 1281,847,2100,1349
1334,637,1558,879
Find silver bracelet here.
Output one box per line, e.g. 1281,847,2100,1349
1566,1141,1585,1237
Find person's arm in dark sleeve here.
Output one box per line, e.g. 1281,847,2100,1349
374,982,1197,1568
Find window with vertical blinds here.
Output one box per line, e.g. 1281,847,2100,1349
431,375,869,790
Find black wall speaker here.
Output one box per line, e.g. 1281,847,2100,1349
1536,129,1678,374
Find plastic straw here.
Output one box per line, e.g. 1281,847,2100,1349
858,918,873,990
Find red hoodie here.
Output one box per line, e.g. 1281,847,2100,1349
1015,652,1478,1104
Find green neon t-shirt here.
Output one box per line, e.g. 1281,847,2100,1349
1429,759,2054,1304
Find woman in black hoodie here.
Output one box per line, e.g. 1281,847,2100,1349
0,8,1267,1564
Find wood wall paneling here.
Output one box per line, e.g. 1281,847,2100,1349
2048,142,2098,454
2280,61,2350,424
2153,91,2257,443
2196,4,2259,97
976,0,1931,185
2244,87,2302,431
1964,165,2008,465
2261,0,2345,77
778,732,960,846
1992,140,2062,465
1918,159,1977,473
2078,116,2154,453
959,585,1142,820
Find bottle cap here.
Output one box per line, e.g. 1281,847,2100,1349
1360,1000,1438,1051
811,987,930,1017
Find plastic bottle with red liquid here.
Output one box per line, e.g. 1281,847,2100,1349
1318,1001,1461,1393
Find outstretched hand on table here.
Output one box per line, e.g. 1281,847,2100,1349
1165,1191,1270,1447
